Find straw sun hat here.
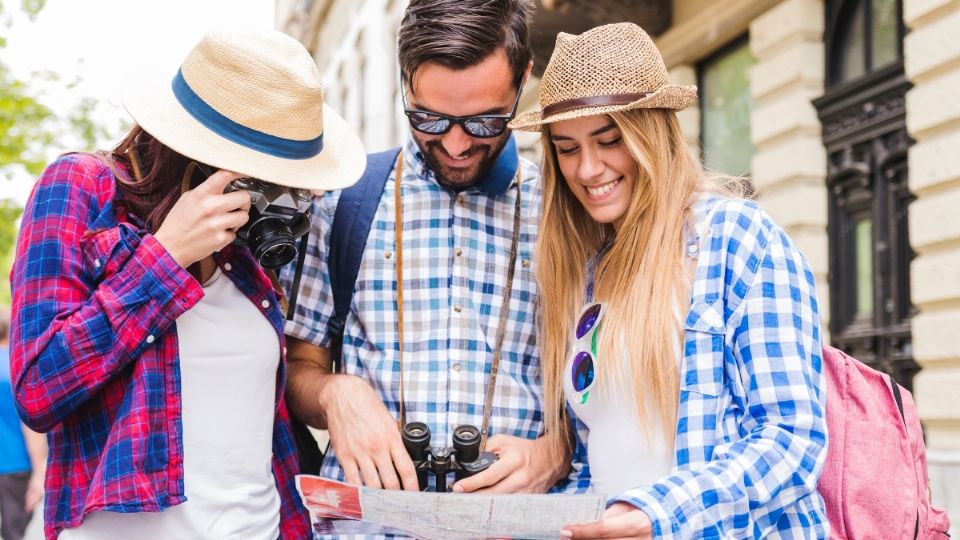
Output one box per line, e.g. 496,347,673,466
121,29,366,190
510,22,698,131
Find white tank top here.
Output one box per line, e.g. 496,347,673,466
60,268,281,540
563,306,673,498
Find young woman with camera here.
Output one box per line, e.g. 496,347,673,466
510,23,827,539
8,30,364,539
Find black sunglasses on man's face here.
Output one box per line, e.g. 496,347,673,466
401,77,523,139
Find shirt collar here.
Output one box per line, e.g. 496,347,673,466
405,135,519,196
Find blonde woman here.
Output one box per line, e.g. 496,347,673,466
510,23,828,539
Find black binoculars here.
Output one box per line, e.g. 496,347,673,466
401,422,497,492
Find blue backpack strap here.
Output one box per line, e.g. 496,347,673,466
327,147,401,372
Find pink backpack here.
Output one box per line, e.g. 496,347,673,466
819,345,951,539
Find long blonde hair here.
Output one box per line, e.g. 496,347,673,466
538,108,727,464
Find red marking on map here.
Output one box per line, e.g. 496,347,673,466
297,476,363,520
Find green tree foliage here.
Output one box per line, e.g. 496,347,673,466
1,0,110,306
0,61,55,178
0,200,22,305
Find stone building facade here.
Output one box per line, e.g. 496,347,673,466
276,0,959,528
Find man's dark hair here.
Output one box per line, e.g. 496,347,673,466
398,0,533,90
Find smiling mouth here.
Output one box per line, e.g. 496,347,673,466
430,143,479,167
585,177,623,198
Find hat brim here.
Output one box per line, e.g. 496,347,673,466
121,71,366,191
509,85,698,132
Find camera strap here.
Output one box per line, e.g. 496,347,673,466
178,160,308,320
393,151,523,449
285,232,309,321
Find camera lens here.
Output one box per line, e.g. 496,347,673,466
402,422,431,461
247,218,297,269
452,425,481,463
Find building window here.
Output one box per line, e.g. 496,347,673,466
872,0,900,68
830,0,904,86
855,217,874,316
814,0,916,389
698,36,756,177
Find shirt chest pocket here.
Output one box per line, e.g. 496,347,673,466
79,223,142,284
680,297,726,398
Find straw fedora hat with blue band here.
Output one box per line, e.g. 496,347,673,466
121,29,366,190
509,22,698,132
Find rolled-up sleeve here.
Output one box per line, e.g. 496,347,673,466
281,193,338,347
10,155,202,432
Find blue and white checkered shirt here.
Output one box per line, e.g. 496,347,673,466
286,136,583,492
568,195,829,539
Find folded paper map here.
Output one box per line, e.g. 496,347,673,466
296,475,606,539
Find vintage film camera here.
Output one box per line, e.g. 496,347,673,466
402,422,497,492
224,178,312,269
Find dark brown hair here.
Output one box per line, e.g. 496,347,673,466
99,126,213,279
398,0,533,90
105,125,205,234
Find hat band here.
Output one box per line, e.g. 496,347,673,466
541,93,650,118
172,70,324,160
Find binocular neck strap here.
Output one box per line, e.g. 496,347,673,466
393,151,524,450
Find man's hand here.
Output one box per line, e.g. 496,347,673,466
284,337,418,491
561,503,653,540
451,433,568,493
322,375,420,491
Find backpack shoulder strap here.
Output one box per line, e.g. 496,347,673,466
889,374,907,427
327,147,401,372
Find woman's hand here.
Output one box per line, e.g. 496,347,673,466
154,169,252,268
561,502,653,540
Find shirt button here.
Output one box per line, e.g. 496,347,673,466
94,259,102,269
453,304,462,313
261,300,270,309
283,346,288,356
456,195,465,205
452,363,462,372
224,262,232,271
385,251,393,259
522,259,530,268
146,334,155,344
455,248,462,257
687,242,699,255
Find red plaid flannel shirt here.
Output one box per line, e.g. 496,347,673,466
9,154,310,539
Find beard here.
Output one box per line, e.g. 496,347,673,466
412,131,511,191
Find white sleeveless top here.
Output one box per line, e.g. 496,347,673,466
563,306,673,498
60,268,281,540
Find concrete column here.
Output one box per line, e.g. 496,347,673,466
748,0,830,329
904,0,960,528
669,64,701,158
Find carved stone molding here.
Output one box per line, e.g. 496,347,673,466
821,88,907,146
814,62,911,148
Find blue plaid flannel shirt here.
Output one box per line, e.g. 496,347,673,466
567,195,829,539
285,137,587,495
